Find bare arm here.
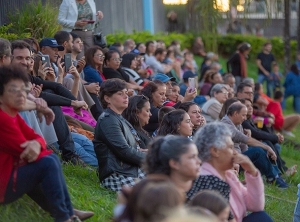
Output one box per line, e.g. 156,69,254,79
256,59,270,76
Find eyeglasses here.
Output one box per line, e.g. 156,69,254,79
7,87,31,95
137,57,144,61
95,54,105,59
112,58,122,62
219,91,229,95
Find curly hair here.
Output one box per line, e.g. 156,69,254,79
99,78,127,109
143,135,193,175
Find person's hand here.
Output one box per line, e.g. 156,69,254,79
233,153,258,177
37,61,47,80
37,107,55,125
138,148,148,153
127,89,134,97
243,129,251,137
233,163,240,176
75,20,88,27
20,140,42,162
276,133,284,143
96,11,104,20
71,100,88,116
30,84,43,98
34,98,48,110
68,65,80,79
267,117,274,125
57,57,66,77
76,57,86,73
264,71,270,77
199,115,206,127
45,67,56,82
266,146,277,161
85,82,100,94
183,87,197,102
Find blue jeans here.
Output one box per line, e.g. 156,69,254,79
258,74,272,97
243,211,273,222
243,147,277,179
3,154,73,222
294,96,300,113
72,132,98,167
294,184,300,222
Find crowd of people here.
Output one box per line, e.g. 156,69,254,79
1,1,300,222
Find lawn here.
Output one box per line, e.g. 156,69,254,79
1,57,299,222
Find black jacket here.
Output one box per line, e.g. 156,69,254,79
227,52,242,77
29,75,76,106
242,118,279,144
93,108,145,181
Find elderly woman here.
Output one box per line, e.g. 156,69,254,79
194,122,273,222
122,95,152,148
141,81,167,135
93,79,146,191
0,66,92,221
157,110,194,138
201,84,228,123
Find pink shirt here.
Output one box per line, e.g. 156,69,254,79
200,162,265,222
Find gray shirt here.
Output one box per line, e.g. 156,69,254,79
220,115,248,153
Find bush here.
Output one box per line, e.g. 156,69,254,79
8,0,61,40
107,31,296,61
0,24,30,41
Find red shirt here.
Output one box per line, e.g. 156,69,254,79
0,109,51,202
266,100,284,130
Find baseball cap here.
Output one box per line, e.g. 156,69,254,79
130,49,145,56
39,38,64,51
153,73,175,82
183,70,197,80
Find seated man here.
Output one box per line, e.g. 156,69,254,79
0,65,93,221
220,102,288,188
145,48,172,75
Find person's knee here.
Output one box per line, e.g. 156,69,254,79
38,154,61,171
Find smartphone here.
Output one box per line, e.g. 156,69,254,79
64,53,72,72
87,20,95,24
41,55,51,68
188,77,195,92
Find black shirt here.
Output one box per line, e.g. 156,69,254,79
257,52,275,75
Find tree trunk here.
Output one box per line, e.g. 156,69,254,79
284,0,291,74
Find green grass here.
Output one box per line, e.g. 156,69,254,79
1,57,300,222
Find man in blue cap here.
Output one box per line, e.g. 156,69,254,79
179,70,210,106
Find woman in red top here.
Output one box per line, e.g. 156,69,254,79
0,65,78,222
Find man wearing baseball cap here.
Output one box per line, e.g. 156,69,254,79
39,38,64,63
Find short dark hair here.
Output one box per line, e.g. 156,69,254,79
157,109,186,136
70,32,80,41
11,40,31,55
99,78,127,109
227,102,246,116
0,65,29,95
223,73,234,83
154,48,165,56
263,42,271,47
145,41,154,49
123,95,150,129
274,90,283,100
22,37,40,53
236,82,252,94
158,106,175,124
144,135,193,175
54,31,71,45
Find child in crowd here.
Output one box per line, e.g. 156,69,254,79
189,190,230,222
270,62,282,96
